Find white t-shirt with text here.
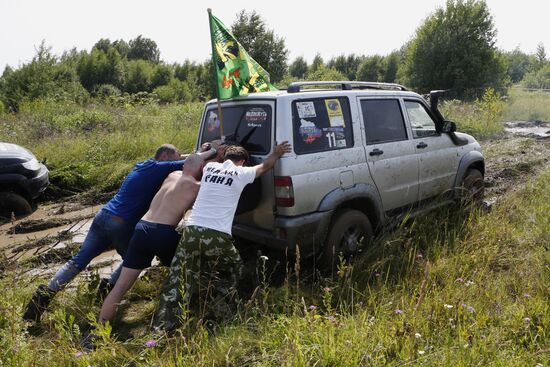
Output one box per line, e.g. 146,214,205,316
187,160,256,235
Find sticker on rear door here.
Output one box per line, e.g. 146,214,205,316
296,101,316,118
325,99,345,127
299,119,322,144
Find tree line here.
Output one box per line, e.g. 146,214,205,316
1,1,549,113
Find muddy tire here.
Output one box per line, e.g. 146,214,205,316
0,191,33,218
320,209,373,273
459,169,484,207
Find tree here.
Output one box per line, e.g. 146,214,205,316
306,65,347,81
125,60,154,93
327,54,362,80
289,56,308,79
404,0,506,96
502,47,535,83
356,55,385,82
309,54,324,75
383,52,400,83
231,10,288,83
128,35,160,63
93,38,112,53
535,43,547,70
151,63,173,89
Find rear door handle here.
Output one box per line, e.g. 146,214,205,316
416,142,428,149
369,149,384,156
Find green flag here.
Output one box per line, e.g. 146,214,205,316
208,11,277,100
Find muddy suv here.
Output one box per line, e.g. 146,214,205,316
197,81,484,267
0,142,49,218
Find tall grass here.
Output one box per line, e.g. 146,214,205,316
502,88,550,122
2,164,549,366
0,100,203,195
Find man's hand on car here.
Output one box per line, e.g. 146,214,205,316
274,141,292,157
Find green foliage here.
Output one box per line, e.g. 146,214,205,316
503,88,550,122
306,65,347,82
309,53,324,75
356,55,385,82
327,54,362,81
128,35,160,63
0,100,5,115
125,60,154,93
405,0,506,96
522,64,550,90
440,87,505,138
95,84,121,98
153,79,193,103
502,47,536,83
231,10,288,83
289,56,308,79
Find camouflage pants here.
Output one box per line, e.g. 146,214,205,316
154,225,243,331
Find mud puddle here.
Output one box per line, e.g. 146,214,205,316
504,120,550,139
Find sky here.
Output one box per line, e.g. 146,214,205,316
1,0,548,70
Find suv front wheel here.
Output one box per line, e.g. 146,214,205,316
321,209,374,273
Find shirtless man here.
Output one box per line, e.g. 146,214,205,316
95,154,205,325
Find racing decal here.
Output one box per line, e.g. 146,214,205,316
296,101,317,118
207,111,221,132
299,118,322,144
325,99,345,127
322,127,346,148
245,107,268,127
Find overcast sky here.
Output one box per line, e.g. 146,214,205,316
1,0,548,70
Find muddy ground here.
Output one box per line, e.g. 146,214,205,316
1,121,549,284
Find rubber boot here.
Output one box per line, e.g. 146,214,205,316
23,284,55,323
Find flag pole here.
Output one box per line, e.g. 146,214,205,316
207,8,225,141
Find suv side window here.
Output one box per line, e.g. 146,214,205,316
292,97,353,154
404,100,438,138
200,105,272,154
361,99,407,144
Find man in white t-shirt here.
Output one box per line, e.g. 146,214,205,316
154,142,291,331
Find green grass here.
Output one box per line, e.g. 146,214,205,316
2,164,549,366
503,88,550,122
0,99,203,197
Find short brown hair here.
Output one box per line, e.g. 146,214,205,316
154,144,178,160
224,145,249,163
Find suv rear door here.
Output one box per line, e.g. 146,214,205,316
358,97,419,211
198,100,276,231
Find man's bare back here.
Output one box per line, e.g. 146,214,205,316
142,154,204,226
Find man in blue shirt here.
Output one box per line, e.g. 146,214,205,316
23,144,187,323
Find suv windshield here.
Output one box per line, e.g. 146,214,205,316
200,104,272,154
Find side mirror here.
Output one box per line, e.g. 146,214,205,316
441,120,457,133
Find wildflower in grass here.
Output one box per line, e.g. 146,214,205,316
523,317,531,322
465,280,474,286
145,339,157,348
415,332,422,339
467,306,475,313
375,272,381,277
523,293,530,299
309,305,317,311
75,351,83,358
444,304,453,309
455,277,464,283
394,309,403,315
416,253,423,259
418,350,425,355
260,255,269,261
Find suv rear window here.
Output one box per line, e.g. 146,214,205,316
292,97,353,154
200,105,272,154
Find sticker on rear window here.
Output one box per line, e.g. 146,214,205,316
296,102,316,118
299,119,322,144
325,99,345,127
245,108,268,127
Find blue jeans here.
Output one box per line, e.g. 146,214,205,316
48,208,134,292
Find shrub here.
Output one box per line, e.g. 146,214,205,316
95,84,122,98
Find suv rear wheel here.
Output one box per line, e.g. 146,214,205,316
321,209,373,273
0,192,33,218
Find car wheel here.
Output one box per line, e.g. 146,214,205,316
459,169,484,207
321,209,373,273
0,192,33,218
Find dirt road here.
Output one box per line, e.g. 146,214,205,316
1,128,549,280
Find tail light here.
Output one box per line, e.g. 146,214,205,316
274,176,294,207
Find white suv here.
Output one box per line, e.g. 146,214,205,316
196,81,485,268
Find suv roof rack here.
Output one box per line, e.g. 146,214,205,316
287,81,408,93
